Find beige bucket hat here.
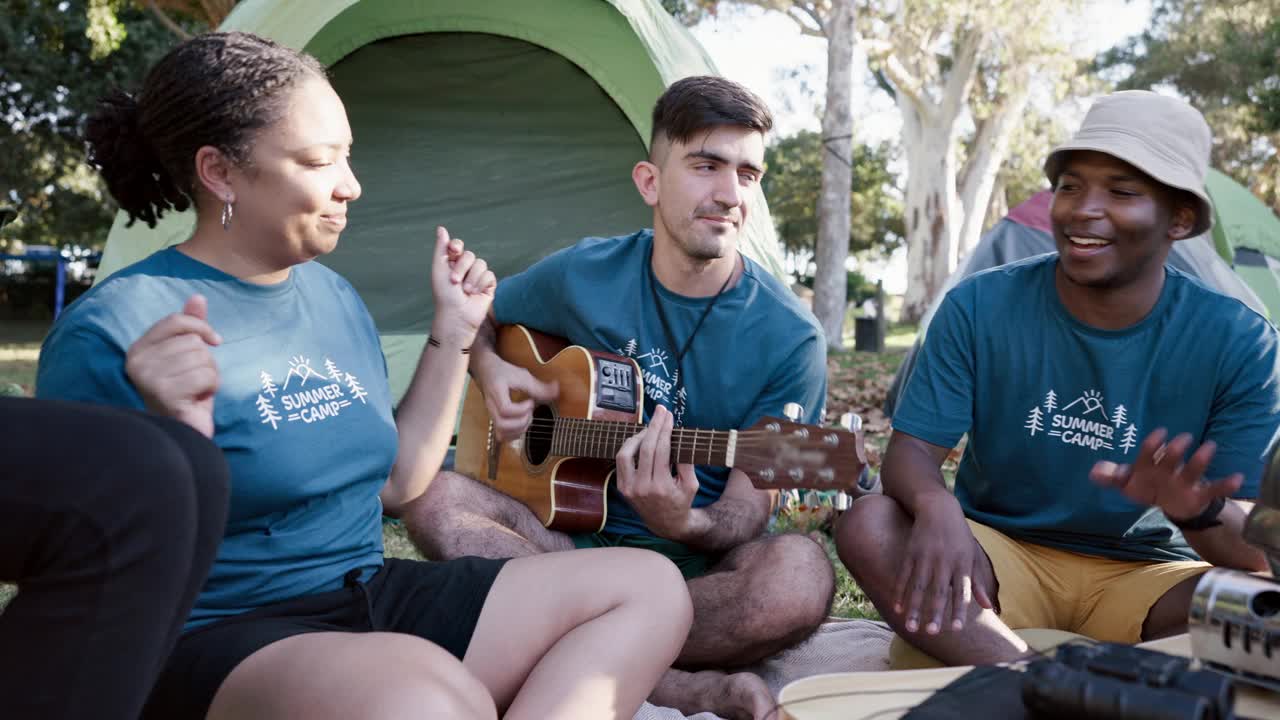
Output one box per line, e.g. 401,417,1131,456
1043,90,1214,237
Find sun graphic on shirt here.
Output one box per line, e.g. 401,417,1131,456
636,347,671,375
283,356,325,388
1060,388,1108,417
1078,389,1106,416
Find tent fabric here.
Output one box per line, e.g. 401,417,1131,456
1207,168,1280,262
1234,248,1280,324
883,190,1270,418
94,0,787,400
1204,168,1280,321
326,33,651,341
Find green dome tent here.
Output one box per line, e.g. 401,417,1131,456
1205,168,1280,320
95,0,787,400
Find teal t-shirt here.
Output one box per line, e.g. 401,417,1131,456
37,248,397,628
493,230,828,537
893,254,1280,562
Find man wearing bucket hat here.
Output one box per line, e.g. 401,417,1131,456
836,90,1280,666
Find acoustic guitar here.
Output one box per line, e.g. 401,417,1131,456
455,324,869,533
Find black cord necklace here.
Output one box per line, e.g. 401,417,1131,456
647,252,736,425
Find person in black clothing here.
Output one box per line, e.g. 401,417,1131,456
0,397,230,720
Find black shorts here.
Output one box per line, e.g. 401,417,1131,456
142,556,508,720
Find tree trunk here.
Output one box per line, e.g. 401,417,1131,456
985,176,1008,232
812,0,855,350
899,99,959,324
891,31,983,324
956,76,1033,262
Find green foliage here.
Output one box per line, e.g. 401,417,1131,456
798,268,878,305
1,1,185,251
1100,0,1280,214
85,0,128,59
763,130,904,259
1102,0,1280,134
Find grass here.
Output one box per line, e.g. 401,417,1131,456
0,317,45,396
0,318,925,621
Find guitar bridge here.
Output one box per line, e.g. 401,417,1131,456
487,419,499,482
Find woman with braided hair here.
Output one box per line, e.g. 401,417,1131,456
37,31,692,720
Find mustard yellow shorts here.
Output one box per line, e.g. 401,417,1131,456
969,520,1211,643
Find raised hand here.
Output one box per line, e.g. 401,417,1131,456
125,294,221,437
430,226,496,347
615,404,700,540
892,495,995,635
1091,428,1243,522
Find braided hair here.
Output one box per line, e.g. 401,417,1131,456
85,32,326,228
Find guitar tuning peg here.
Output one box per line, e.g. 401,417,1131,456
834,490,851,511
783,402,803,422
840,412,863,432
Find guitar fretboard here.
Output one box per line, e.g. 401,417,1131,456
545,417,735,467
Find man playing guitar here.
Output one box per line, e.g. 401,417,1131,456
403,76,832,720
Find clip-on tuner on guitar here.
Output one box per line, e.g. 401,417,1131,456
455,325,872,533
1185,434,1280,695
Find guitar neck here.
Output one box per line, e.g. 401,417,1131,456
548,417,734,467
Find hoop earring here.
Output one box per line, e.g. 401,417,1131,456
220,199,234,231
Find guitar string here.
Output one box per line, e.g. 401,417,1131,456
518,427,801,440
517,427,808,440
519,418,851,440
521,417,844,430
518,430,847,447
511,418,857,459
512,423,859,481
517,430,844,446
517,430,829,449
520,418,852,434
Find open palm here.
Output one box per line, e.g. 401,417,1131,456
1090,428,1243,520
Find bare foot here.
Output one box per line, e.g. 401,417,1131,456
650,668,774,720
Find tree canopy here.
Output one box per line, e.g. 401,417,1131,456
1,1,196,251
1101,0,1280,214
763,130,903,260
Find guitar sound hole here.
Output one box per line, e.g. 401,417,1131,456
525,404,555,466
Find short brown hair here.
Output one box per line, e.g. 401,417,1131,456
650,76,773,152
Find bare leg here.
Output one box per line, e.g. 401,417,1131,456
403,471,573,559
1141,575,1205,640
648,670,773,720
408,472,809,718
647,533,834,719
683,533,835,665
207,632,495,720
464,548,692,719
835,494,1028,666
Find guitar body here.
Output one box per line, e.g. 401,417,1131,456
456,325,644,533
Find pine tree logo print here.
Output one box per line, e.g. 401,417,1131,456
1025,405,1045,436
1028,387,1138,454
323,357,367,405
253,354,364,430
256,394,282,430
1120,423,1139,452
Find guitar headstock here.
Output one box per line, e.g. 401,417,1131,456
734,414,868,492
